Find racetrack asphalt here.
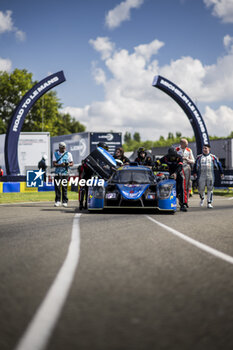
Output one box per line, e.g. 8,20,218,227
0,194,233,350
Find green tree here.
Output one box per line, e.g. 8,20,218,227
0,69,33,133
168,132,174,140
124,132,132,143
142,140,153,150
21,90,63,135
133,132,141,142
0,69,85,136
54,113,86,135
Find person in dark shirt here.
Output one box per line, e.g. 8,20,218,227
135,147,152,166
114,147,129,165
78,142,109,210
155,147,188,212
78,159,94,210
38,155,48,181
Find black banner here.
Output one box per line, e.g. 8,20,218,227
152,75,210,155
90,132,122,155
214,169,233,187
5,71,66,175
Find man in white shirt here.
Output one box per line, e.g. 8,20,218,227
176,138,194,203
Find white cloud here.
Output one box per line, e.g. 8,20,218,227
62,105,90,128
204,0,233,23
134,39,165,62
89,37,115,60
15,29,26,42
91,65,107,85
62,36,233,140
0,10,13,33
105,0,144,29
0,10,26,41
204,105,233,136
0,57,12,72
159,56,206,99
223,34,233,53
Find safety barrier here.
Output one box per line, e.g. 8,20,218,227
0,182,55,193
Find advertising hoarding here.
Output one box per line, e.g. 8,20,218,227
51,132,122,165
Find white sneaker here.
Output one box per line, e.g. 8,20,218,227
54,201,61,207
200,199,204,207
207,203,213,209
62,203,68,207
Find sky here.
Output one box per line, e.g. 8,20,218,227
1,0,233,141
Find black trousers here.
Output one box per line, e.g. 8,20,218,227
54,175,69,203
176,169,188,206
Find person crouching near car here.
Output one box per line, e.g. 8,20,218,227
176,138,194,201
193,144,224,209
53,142,73,207
114,147,130,165
155,147,188,212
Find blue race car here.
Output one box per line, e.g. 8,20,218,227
86,148,177,212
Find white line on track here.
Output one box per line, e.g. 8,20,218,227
146,215,233,265
14,213,81,350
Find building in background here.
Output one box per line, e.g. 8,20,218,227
51,132,122,166
0,132,51,175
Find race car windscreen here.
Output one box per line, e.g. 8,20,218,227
111,170,155,184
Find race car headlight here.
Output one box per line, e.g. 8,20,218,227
93,187,104,199
158,184,173,199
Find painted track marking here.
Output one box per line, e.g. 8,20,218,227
146,215,233,265
14,213,81,350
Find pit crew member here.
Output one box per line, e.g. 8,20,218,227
78,142,109,210
114,147,130,165
155,147,188,212
193,144,224,209
135,147,152,166
176,138,194,199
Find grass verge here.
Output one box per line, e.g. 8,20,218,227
0,191,79,204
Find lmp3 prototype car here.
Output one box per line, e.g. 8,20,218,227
85,147,177,213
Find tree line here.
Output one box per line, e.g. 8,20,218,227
0,69,86,136
123,131,233,152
